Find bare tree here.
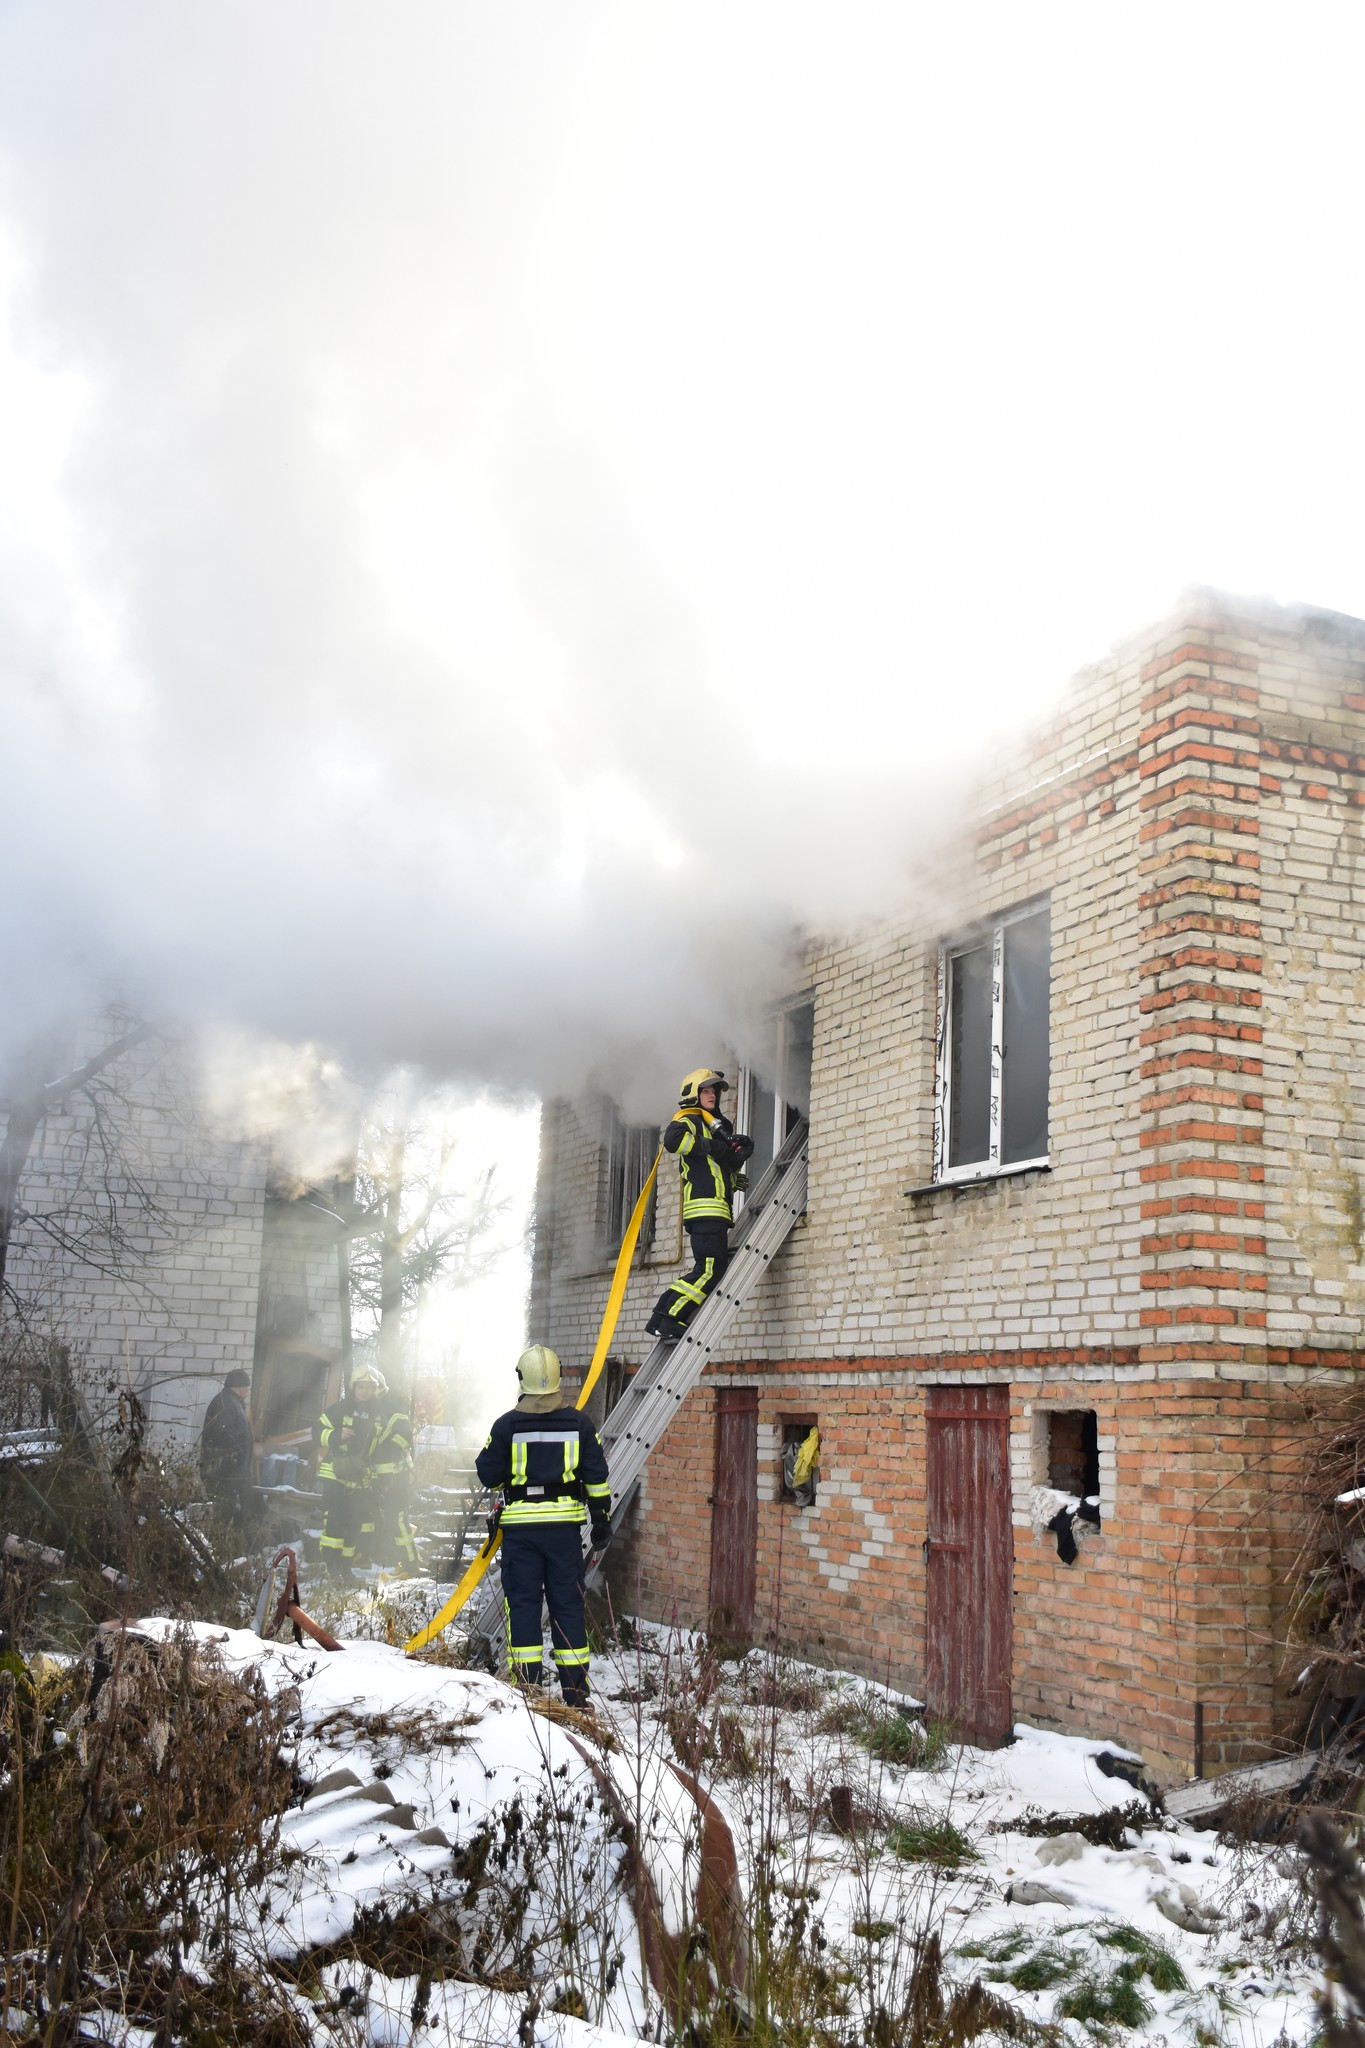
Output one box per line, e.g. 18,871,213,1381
343,1096,506,1387
0,1018,156,1310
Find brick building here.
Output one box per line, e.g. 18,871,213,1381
1,1019,349,1455
531,590,1365,1779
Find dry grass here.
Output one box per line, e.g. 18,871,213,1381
0,1625,299,2037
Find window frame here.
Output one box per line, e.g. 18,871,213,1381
933,897,1050,1186
599,1102,658,1256
736,991,815,1209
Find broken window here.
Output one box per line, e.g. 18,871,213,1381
600,1105,657,1255
936,900,1050,1181
1047,1408,1100,1523
780,1417,820,1505
738,995,815,1193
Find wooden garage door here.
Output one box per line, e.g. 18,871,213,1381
709,1387,758,1646
925,1383,1013,1745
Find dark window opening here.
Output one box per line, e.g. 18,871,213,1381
948,943,993,1169
602,1355,626,1419
780,1417,819,1504
1047,1409,1100,1523
1001,907,1050,1164
740,997,815,1192
601,1106,658,1253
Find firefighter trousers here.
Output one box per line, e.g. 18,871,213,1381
361,1485,420,1572
648,1221,731,1335
500,1521,590,1705
319,1478,364,1569
320,1481,417,1572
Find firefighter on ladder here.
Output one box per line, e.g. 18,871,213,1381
645,1068,754,1342
476,1344,610,1706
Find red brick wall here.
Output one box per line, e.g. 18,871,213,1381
585,598,1365,1777
604,1360,1303,1775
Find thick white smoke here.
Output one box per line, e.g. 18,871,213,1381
1,3,1364,1107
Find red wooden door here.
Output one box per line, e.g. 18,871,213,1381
925,1383,1013,1745
709,1388,758,1645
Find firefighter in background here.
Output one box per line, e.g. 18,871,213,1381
476,1344,610,1706
317,1366,382,1574
644,1069,754,1341
364,1379,420,1573
316,1364,418,1573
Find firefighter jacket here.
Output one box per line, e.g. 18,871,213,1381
476,1402,610,1528
663,1109,754,1227
368,1400,415,1493
316,1401,383,1488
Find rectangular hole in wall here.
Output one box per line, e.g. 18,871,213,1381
1047,1409,1100,1525
780,1415,818,1503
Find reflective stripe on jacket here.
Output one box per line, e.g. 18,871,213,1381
316,1404,382,1487
664,1109,753,1226
476,1403,610,1527
370,1403,414,1482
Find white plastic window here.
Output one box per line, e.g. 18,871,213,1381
934,901,1050,1182
737,995,814,1195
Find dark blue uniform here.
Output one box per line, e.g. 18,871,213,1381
646,1109,754,1337
476,1403,610,1703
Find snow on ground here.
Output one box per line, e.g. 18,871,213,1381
132,1616,663,2042
126,1601,1317,2047
582,1623,1314,2048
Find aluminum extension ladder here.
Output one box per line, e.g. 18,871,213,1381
462,1117,810,1667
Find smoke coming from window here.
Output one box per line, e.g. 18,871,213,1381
2,4,1362,1110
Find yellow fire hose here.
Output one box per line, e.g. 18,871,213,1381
404,1147,662,1654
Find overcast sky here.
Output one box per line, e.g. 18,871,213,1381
2,4,1364,1358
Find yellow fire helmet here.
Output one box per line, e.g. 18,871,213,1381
351,1364,387,1394
678,1067,728,1109
516,1344,562,1395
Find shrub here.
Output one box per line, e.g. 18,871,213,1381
1058,1964,1154,2030
1095,1922,1188,1993
0,1626,298,2033
815,1688,956,1770
750,1658,827,1714
715,1708,760,1778
885,1808,979,1870
1001,1800,1153,1850
1003,1945,1075,1992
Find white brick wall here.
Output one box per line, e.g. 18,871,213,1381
536,629,1152,1371
536,596,1365,1391
2,1019,269,1451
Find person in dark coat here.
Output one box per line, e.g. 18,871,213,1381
476,1344,610,1706
199,1368,257,1531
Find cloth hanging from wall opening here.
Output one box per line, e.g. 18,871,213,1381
783,1425,820,1508
1046,1505,1078,1565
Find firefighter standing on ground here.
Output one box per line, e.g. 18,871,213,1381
476,1344,610,1706
645,1069,754,1341
316,1365,419,1574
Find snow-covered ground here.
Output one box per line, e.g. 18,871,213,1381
116,1598,1315,2048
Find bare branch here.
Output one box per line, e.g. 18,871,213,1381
36,1023,156,1112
